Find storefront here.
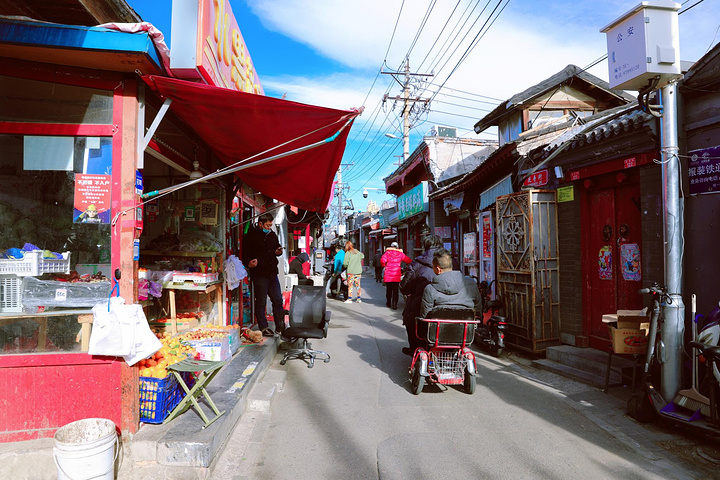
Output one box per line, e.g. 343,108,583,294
0,6,359,441
397,182,429,257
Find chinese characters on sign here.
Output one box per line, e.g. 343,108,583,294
522,170,548,188
74,174,111,224
397,182,428,220
198,0,263,94
463,232,477,265
688,146,720,195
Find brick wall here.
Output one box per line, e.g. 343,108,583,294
639,164,664,297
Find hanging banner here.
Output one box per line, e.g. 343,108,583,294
73,174,111,224
482,216,492,258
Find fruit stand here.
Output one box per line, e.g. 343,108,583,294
137,323,243,424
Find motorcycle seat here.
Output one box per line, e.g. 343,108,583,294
690,341,720,360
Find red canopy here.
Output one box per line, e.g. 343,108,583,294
142,75,361,212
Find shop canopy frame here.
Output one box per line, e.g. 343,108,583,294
140,75,362,213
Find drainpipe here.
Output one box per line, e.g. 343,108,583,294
660,81,684,403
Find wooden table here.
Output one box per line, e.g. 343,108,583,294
165,281,223,334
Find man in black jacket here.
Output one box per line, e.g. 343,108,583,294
242,213,285,337
399,234,442,355
289,252,313,285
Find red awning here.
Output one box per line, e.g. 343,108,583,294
142,75,361,212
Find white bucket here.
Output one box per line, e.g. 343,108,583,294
53,418,118,480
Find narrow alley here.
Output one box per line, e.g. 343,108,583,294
210,278,710,480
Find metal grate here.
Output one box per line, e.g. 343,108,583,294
431,350,465,382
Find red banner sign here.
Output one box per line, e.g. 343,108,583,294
522,169,549,187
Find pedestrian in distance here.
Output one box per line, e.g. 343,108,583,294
373,248,383,282
381,241,411,310
420,248,482,318
342,241,364,303
242,213,286,337
289,252,313,285
399,234,442,355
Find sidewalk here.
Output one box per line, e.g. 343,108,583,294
0,329,283,480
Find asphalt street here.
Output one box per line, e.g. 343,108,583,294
212,273,714,480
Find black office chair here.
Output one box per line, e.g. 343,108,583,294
280,285,331,368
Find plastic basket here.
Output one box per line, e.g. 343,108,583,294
0,250,71,277
0,275,23,313
139,374,183,424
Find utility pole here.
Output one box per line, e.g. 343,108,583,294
334,163,352,237
382,58,433,161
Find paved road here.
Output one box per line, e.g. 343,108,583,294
214,274,709,480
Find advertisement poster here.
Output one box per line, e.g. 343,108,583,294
482,216,492,258
621,243,642,281
463,233,477,264
598,246,612,280
73,174,111,224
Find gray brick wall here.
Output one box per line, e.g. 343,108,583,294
640,164,664,297
558,193,583,341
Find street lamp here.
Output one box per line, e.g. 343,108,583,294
385,133,398,139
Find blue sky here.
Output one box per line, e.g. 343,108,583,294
128,0,719,218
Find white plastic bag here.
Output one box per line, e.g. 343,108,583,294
122,305,162,366
88,296,134,356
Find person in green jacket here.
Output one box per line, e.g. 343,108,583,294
342,241,365,303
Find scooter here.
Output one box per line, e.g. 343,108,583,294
628,283,720,436
474,279,507,357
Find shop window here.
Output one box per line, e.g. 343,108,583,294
0,75,113,124
0,134,112,354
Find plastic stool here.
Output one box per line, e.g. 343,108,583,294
164,359,226,428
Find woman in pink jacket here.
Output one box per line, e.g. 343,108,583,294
381,242,412,310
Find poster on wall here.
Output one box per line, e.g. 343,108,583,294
73,174,111,224
688,145,720,195
463,232,477,264
621,243,642,281
598,246,612,280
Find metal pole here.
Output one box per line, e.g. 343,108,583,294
337,167,343,234
660,81,685,403
403,59,410,161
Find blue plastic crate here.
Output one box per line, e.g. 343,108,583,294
139,374,183,424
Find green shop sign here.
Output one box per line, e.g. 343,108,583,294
398,182,429,220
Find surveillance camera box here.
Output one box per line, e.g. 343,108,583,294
604,310,649,354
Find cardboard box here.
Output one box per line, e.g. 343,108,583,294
605,309,649,354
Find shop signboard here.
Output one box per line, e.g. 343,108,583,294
522,170,548,187
463,232,477,265
688,145,720,195
73,174,111,224
557,185,574,203
398,181,428,220
171,0,263,94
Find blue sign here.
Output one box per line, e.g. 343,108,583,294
688,145,720,195
135,171,143,196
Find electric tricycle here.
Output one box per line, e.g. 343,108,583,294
409,307,480,395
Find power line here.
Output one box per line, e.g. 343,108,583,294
416,0,463,71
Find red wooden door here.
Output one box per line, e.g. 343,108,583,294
584,180,643,350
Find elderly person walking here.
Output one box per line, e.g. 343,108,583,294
342,241,365,303
381,242,411,310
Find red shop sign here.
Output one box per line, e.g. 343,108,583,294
522,169,549,187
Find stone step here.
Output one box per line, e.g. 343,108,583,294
531,359,615,389
546,345,636,380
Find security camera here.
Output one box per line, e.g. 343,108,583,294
362,189,368,198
